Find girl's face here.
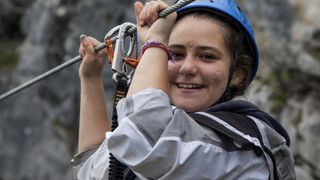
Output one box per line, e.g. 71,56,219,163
168,16,234,112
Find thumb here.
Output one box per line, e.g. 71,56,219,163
135,1,144,26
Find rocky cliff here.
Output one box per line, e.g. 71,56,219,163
0,0,319,179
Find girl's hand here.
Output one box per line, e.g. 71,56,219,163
78,35,108,81
135,0,177,45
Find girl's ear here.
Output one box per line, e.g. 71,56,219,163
230,68,245,86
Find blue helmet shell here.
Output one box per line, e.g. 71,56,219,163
176,0,259,82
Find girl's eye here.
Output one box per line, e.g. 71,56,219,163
170,51,185,60
199,53,218,61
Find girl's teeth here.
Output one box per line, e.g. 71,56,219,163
177,84,202,89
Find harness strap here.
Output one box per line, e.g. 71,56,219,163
109,74,129,180
190,111,279,180
190,112,262,153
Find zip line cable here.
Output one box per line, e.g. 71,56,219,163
0,0,195,101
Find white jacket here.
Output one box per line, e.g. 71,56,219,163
72,88,272,180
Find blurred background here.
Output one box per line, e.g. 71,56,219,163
0,0,319,179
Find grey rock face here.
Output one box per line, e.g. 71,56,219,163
243,0,320,179
0,0,319,179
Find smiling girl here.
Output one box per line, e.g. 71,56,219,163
74,0,295,179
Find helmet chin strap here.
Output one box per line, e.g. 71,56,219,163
216,30,244,104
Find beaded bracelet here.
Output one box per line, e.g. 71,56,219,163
140,41,173,61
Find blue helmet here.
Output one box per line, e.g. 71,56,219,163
176,0,259,82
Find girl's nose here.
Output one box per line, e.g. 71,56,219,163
178,56,197,76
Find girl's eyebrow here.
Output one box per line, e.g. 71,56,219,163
198,46,223,57
168,44,185,49
169,44,223,56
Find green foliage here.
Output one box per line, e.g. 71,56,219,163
269,91,288,114
0,50,19,65
267,70,291,114
308,46,320,60
306,29,320,61
267,68,319,115
0,41,20,69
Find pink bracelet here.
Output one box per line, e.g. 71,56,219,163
141,41,173,61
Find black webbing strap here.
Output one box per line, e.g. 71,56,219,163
109,75,129,180
190,111,279,180
190,112,260,152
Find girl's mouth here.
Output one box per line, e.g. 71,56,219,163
176,83,204,89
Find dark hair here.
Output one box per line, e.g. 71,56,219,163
176,11,254,99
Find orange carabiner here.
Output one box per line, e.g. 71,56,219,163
124,57,140,68
106,39,114,65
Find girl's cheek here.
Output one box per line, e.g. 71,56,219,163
168,61,180,72
168,64,178,81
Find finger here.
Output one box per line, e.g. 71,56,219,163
80,35,94,53
89,38,109,60
79,46,85,58
150,1,162,22
152,0,168,17
81,36,101,56
140,2,151,26
79,34,87,57
85,37,108,57
146,1,155,26
135,1,144,26
86,36,102,46
154,1,177,24
80,37,99,64
146,1,157,25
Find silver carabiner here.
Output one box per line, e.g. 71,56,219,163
104,22,138,85
104,24,121,40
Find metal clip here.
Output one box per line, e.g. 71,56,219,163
104,22,138,85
